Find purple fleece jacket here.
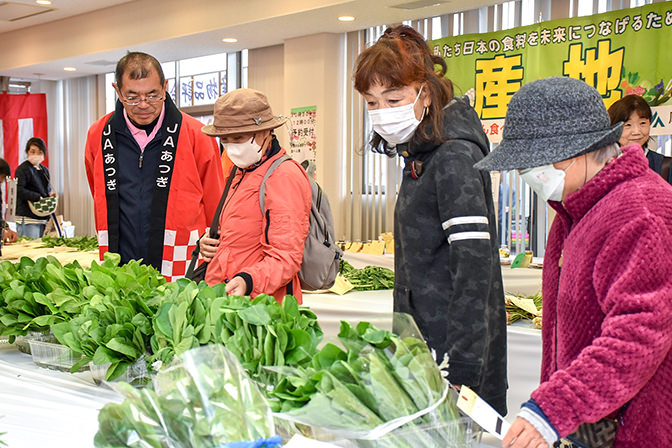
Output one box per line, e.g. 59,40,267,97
532,145,672,446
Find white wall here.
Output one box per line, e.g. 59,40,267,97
247,35,346,238
283,33,345,236
248,45,288,149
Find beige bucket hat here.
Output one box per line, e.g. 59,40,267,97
201,88,287,136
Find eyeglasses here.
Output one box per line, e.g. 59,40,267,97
120,93,165,106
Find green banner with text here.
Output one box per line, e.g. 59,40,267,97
428,2,672,141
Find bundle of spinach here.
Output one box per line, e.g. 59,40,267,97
272,321,466,447
149,279,218,366
150,282,323,388
40,235,99,252
0,256,88,341
209,293,322,386
52,253,167,379
340,260,395,291
94,345,276,448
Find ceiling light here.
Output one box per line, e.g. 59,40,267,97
221,38,238,43
338,16,355,22
391,0,446,9
63,67,77,72
36,0,52,4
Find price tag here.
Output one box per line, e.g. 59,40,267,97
457,386,511,440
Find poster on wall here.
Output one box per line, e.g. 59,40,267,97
428,2,672,142
289,105,317,168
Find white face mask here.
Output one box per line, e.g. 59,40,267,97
28,154,44,166
520,159,575,202
368,86,424,145
223,136,264,168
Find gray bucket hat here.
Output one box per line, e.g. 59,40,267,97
474,77,623,171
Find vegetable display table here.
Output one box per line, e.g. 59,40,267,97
342,252,543,296
0,239,99,267
0,290,541,447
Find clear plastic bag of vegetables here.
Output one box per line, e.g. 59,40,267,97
94,344,281,448
270,313,475,447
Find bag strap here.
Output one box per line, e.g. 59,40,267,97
259,155,291,215
185,166,238,279
208,166,238,238
49,212,64,238
37,167,55,196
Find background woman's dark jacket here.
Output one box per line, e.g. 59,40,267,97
646,149,672,185
393,97,507,415
15,160,51,219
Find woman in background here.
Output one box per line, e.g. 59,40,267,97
353,25,507,415
608,94,672,184
14,137,52,238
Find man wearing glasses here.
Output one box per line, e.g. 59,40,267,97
85,52,224,280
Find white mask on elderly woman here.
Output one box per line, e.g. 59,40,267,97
223,136,265,169
520,159,575,202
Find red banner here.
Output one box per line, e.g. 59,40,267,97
0,93,49,174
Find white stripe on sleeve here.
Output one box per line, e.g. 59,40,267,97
442,216,489,230
447,231,491,244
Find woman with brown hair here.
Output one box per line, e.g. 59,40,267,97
608,94,672,184
353,25,507,414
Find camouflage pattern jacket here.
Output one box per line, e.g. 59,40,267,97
393,97,507,415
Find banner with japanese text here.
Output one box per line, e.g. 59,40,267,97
289,105,317,167
428,2,672,142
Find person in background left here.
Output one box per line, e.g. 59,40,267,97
85,51,224,280
0,158,18,246
14,137,52,238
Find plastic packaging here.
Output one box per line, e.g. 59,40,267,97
94,344,277,448
29,339,87,372
89,357,150,387
272,313,473,447
14,329,52,354
330,417,477,448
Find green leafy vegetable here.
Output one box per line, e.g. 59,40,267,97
272,320,466,447
39,236,99,252
94,345,276,448
340,260,395,291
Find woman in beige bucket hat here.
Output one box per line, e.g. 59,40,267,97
198,88,312,303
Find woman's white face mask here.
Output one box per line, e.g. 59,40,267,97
520,159,575,202
368,86,424,145
28,154,44,167
223,135,265,168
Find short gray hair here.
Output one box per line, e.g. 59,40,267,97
589,143,620,164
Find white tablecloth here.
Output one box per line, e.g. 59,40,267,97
0,343,122,447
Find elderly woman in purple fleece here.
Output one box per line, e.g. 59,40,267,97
475,77,672,448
